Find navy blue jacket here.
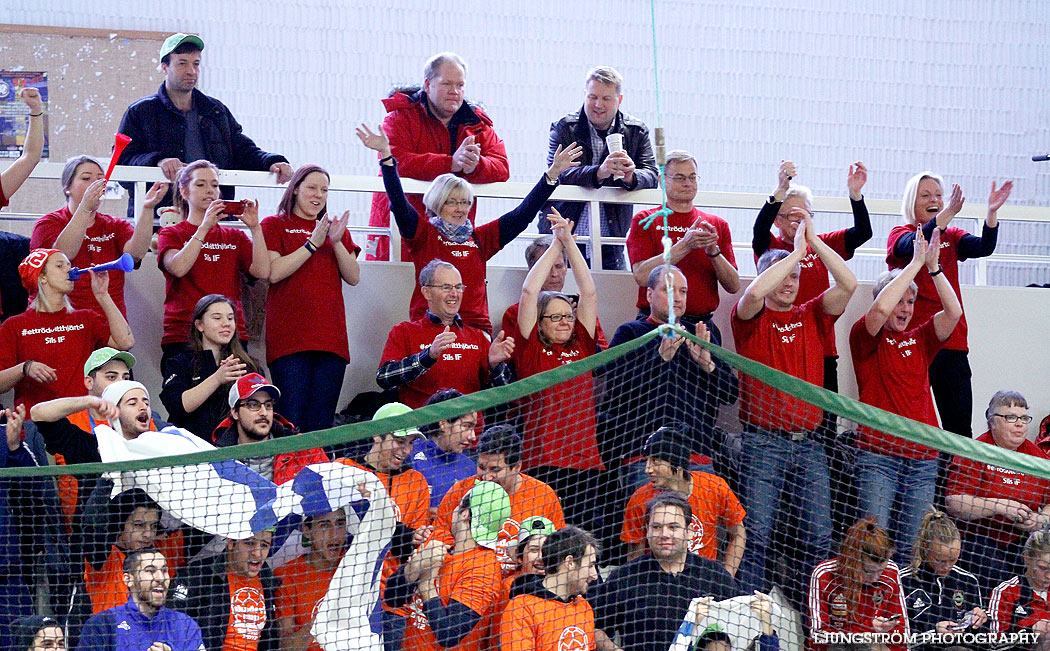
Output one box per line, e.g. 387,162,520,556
116,83,288,217
76,597,204,651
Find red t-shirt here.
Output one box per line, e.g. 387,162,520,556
731,297,836,431
947,432,1050,546
404,218,503,330
849,317,944,459
403,547,502,651
0,308,109,410
887,225,968,352
30,208,134,317
225,571,268,651
501,302,608,351
433,476,566,573
760,230,849,357
261,213,360,363
621,471,745,561
380,316,493,408
157,220,253,346
627,207,737,316
274,557,334,651
809,558,909,651
512,321,603,470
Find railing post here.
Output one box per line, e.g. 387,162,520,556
134,181,146,223
589,199,602,270
389,221,402,263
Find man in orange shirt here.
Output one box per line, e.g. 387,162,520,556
432,426,565,572
394,481,510,651
337,401,432,651
621,428,746,576
501,525,599,651
274,508,348,651
170,529,277,651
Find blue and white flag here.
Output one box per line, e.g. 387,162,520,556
94,424,278,540
270,463,396,651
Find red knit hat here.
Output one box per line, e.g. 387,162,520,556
18,248,62,291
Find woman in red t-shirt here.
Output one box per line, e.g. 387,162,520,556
0,249,133,410
30,155,166,318
946,390,1050,592
514,209,604,538
156,160,269,376
357,123,582,330
262,165,360,433
886,173,1012,438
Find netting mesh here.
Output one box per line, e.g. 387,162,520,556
2,325,1049,651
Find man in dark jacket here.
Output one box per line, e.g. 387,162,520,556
547,66,659,270
115,33,292,218
365,51,510,261
211,373,328,485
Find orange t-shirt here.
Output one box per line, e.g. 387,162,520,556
84,532,185,614
432,476,565,572
274,557,334,651
500,592,595,651
403,547,502,651
225,571,267,651
336,458,431,617
621,471,745,561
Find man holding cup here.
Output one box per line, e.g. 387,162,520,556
547,66,659,270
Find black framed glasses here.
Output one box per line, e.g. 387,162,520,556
994,413,1033,424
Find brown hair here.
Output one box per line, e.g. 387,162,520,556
172,159,219,218
910,509,959,571
277,164,330,219
188,294,259,377
536,291,576,348
838,518,894,622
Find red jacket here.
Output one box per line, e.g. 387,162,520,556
366,90,509,261
211,413,328,485
990,575,1050,639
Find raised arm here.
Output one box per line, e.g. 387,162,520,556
958,180,1012,260
30,395,116,423
736,221,808,320
518,215,565,339
328,210,361,285
237,200,270,280
496,143,582,248
752,161,795,257
125,181,169,261
927,233,963,341
843,162,873,253
92,271,134,349
0,88,44,200
161,200,225,277
51,179,107,260
893,184,963,258
864,226,928,336
562,214,598,337
804,214,857,316
357,122,420,239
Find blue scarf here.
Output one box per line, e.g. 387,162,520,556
430,214,473,244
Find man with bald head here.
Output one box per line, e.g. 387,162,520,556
366,52,510,261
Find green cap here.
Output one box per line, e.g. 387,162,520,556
468,481,511,549
517,516,556,546
372,402,423,439
84,347,136,377
159,33,204,61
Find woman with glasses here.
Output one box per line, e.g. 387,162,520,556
512,208,605,538
886,173,1012,438
357,123,582,330
262,164,360,432
946,391,1050,593
809,517,909,651
160,294,260,440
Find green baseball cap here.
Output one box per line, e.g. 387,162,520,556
372,402,423,439
468,481,511,549
84,347,136,377
517,516,556,546
159,33,204,61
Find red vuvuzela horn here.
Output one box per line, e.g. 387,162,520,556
103,133,133,183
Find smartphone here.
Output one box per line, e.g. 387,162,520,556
949,611,975,631
221,200,247,215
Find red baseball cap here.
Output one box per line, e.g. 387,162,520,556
228,373,281,408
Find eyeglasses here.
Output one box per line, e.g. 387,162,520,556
239,399,275,412
669,174,698,183
443,199,472,208
426,283,467,293
995,413,1033,424
776,211,811,222
541,313,576,323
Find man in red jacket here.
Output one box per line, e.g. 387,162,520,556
366,52,510,261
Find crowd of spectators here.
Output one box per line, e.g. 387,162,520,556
0,33,1043,651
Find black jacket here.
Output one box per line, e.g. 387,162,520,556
169,552,279,651
546,107,659,238
116,83,288,218
899,563,984,648
160,349,238,441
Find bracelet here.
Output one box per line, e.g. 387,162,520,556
304,240,318,255
929,265,944,277
706,248,721,258
379,155,394,164
190,235,205,245
29,112,43,117
22,360,33,377
544,172,558,186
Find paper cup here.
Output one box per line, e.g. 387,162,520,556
606,133,625,179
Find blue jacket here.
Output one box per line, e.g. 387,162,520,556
410,437,475,509
116,83,288,218
76,597,204,651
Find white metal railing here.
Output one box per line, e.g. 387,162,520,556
4,161,1049,278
